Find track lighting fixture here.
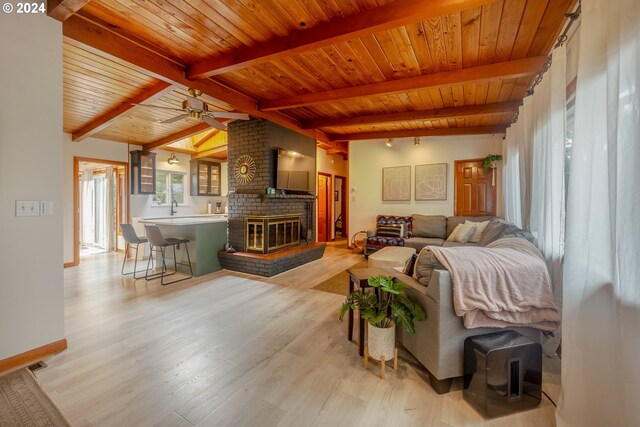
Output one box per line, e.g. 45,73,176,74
385,138,394,147
413,137,421,145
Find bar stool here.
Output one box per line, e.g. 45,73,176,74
120,223,150,279
144,225,193,285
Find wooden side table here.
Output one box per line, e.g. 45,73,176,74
346,267,389,356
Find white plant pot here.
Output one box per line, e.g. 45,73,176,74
367,321,395,361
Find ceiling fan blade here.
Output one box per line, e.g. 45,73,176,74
210,111,250,120
202,116,228,131
186,96,205,111
161,114,189,124
132,103,185,112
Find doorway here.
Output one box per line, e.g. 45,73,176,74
333,175,348,241
317,172,332,242
73,157,129,266
454,159,496,216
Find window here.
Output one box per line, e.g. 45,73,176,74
152,171,186,206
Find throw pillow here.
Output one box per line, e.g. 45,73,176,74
446,223,477,243
414,247,445,286
376,223,405,238
465,219,490,243
401,253,418,276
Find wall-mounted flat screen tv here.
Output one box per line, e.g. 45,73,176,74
275,148,315,193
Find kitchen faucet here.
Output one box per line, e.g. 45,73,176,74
170,199,178,216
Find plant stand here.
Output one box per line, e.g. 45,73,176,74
364,345,398,379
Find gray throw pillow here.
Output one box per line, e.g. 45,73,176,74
412,214,447,238
414,247,445,286
479,219,509,246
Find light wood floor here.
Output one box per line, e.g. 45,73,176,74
36,244,559,426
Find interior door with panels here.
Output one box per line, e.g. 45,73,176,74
454,159,496,216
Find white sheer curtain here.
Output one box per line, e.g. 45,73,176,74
80,170,94,246
502,45,566,305
529,44,566,306
103,167,116,252
502,105,524,228
557,0,640,425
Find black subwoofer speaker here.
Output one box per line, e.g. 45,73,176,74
463,330,542,417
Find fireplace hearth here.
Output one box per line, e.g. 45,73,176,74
245,214,301,254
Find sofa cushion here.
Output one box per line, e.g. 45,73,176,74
446,223,477,243
376,215,412,238
404,237,444,251
446,215,495,238
412,214,446,238
414,247,445,286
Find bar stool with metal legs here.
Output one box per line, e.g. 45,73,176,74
144,224,193,285
120,223,150,279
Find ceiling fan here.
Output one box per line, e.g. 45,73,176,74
134,88,250,131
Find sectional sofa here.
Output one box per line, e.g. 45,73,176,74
365,214,534,256
364,214,540,393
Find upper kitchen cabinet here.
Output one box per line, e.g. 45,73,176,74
130,150,156,195
191,160,220,196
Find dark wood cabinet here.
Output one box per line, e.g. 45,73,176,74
130,150,156,195
191,160,221,196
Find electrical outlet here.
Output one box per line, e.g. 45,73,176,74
16,200,40,217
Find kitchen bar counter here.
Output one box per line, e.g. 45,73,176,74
134,215,227,277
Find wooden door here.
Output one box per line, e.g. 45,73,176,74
317,173,332,242
454,160,496,216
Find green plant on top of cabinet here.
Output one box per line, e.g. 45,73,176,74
191,160,221,196
130,150,156,195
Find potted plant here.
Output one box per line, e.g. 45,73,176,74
339,275,426,363
482,154,503,170
482,154,503,186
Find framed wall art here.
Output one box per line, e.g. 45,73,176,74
382,166,411,201
415,163,447,201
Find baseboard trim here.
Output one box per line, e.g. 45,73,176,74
0,339,68,373
64,262,78,268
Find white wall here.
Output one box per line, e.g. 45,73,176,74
63,134,228,263
348,135,503,241
0,15,65,359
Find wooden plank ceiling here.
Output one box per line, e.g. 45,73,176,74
56,0,577,155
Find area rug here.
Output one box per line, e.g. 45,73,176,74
0,368,70,427
311,259,368,296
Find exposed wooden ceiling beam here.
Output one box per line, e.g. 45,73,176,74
261,57,547,111
191,145,228,160
193,130,220,148
302,101,521,129
72,81,173,142
329,125,507,141
145,123,211,151
187,0,497,79
160,146,196,155
47,0,91,21
62,14,330,143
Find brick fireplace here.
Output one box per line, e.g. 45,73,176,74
221,118,325,276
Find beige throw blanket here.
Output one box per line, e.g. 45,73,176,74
429,238,560,331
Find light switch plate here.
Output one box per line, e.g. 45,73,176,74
41,201,54,216
16,200,40,217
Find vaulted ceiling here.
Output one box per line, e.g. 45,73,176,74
53,0,577,156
